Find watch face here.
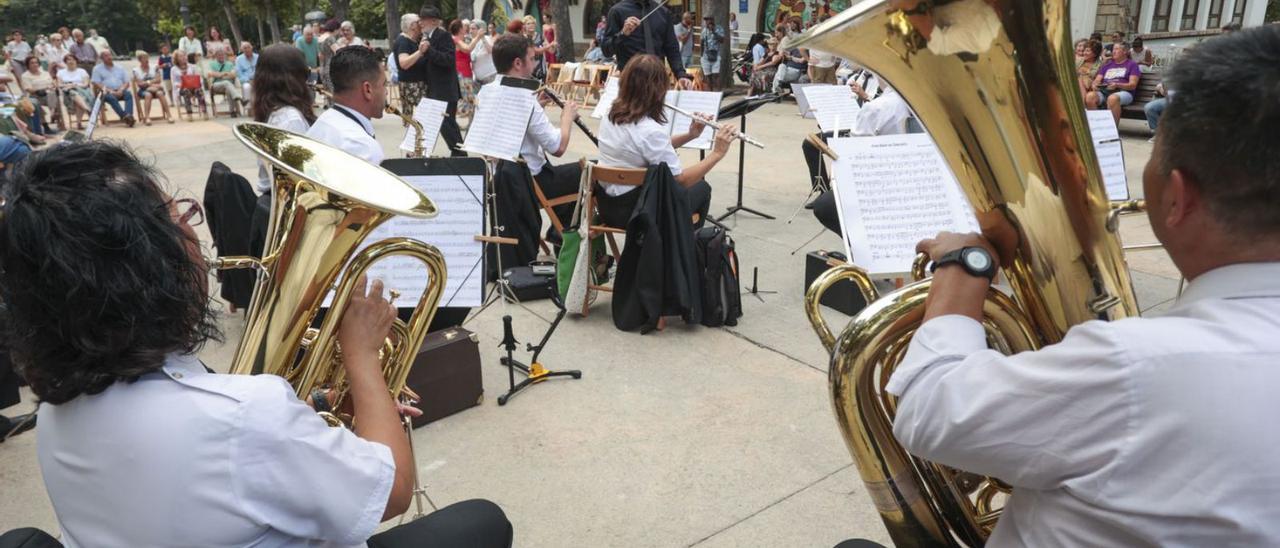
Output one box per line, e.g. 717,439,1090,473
964,249,992,272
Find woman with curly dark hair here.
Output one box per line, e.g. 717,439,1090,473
251,43,315,194
1,141,512,546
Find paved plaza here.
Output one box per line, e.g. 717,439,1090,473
0,100,1176,547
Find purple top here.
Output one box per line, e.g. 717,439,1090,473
1097,59,1141,88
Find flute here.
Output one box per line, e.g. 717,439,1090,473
664,103,766,149
538,86,600,146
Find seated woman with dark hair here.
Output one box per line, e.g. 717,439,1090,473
595,53,735,229
251,43,316,194
0,142,513,547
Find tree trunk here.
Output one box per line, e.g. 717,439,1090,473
221,0,245,46
332,0,351,23
258,10,267,46
458,0,474,21
714,0,732,87
266,0,282,44
179,0,191,27
386,0,401,44
550,0,575,61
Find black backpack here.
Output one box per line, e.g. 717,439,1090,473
694,226,742,327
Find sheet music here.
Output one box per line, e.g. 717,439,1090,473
830,133,979,276
803,85,861,133
591,77,620,119
790,83,820,119
85,94,104,138
464,85,535,160
1085,110,1129,200
399,98,447,155
353,174,487,308
664,90,722,150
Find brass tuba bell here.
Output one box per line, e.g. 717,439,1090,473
795,0,1139,545
216,122,447,425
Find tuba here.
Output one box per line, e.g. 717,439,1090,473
216,123,446,426
795,0,1139,545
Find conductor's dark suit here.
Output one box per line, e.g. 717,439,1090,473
423,27,464,155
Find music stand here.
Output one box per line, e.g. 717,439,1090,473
715,93,783,222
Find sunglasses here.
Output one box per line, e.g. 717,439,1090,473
172,198,204,227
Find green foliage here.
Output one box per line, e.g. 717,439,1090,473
1266,0,1279,23
349,0,388,40
0,0,155,53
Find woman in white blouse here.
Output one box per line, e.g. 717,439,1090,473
177,25,204,61
19,56,62,132
251,45,316,194
596,54,736,229
56,55,93,129
131,51,174,125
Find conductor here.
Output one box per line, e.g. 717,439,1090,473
601,0,693,89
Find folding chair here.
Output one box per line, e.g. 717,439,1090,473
530,158,586,245
175,73,210,121
207,77,239,118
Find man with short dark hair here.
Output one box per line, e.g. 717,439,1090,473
481,33,582,233
601,0,693,88
888,26,1280,545
307,46,387,163
418,6,465,156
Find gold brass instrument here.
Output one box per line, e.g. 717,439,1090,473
386,103,427,158
795,1,1139,545
214,122,446,427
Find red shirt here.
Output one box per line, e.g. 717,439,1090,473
454,36,473,78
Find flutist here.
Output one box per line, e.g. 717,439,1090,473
596,54,736,231
478,34,585,234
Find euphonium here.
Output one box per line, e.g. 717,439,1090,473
795,1,1139,545
216,122,446,426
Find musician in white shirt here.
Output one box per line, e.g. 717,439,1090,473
478,33,583,233
887,26,1280,546
252,44,316,194
8,141,513,548
307,46,386,164
595,54,735,230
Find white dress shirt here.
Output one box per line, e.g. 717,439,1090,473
476,75,563,174
887,261,1280,546
37,353,394,548
307,104,384,165
852,88,910,137
596,116,683,196
258,106,313,193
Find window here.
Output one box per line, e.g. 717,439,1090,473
1230,0,1248,25
1181,0,1202,29
1206,0,1226,28
1151,0,1173,32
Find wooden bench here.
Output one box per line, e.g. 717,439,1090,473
1120,71,1162,121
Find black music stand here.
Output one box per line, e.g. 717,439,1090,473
715,93,784,222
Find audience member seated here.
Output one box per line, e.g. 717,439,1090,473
750,38,781,96
132,51,174,125
0,134,30,169
596,54,735,231
90,50,135,127
235,41,258,105
771,35,808,93
1144,82,1171,141
56,55,93,130
207,49,244,117
171,53,208,118
18,56,62,133
1076,39,1103,99
1085,41,1140,125
1131,36,1154,70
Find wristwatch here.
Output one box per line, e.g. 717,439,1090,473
930,246,998,280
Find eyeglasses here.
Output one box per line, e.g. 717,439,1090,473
173,198,204,227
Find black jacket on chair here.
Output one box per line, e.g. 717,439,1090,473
485,160,543,282
612,165,702,332
203,162,258,310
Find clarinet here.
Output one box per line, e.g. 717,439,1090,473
540,87,600,147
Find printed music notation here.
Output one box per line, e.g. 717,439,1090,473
830,134,979,276
1085,110,1129,201
325,175,486,308
463,85,536,160
664,90,723,150
802,85,862,133
590,76,620,120
399,98,447,155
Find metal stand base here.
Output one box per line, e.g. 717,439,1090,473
716,113,774,222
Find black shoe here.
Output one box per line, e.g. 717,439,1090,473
803,193,822,210
0,413,36,442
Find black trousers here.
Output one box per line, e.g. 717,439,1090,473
812,190,841,236
594,179,712,231
533,162,584,236
802,130,836,190
439,99,465,157
366,499,513,548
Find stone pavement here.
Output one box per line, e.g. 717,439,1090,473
0,101,1175,547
